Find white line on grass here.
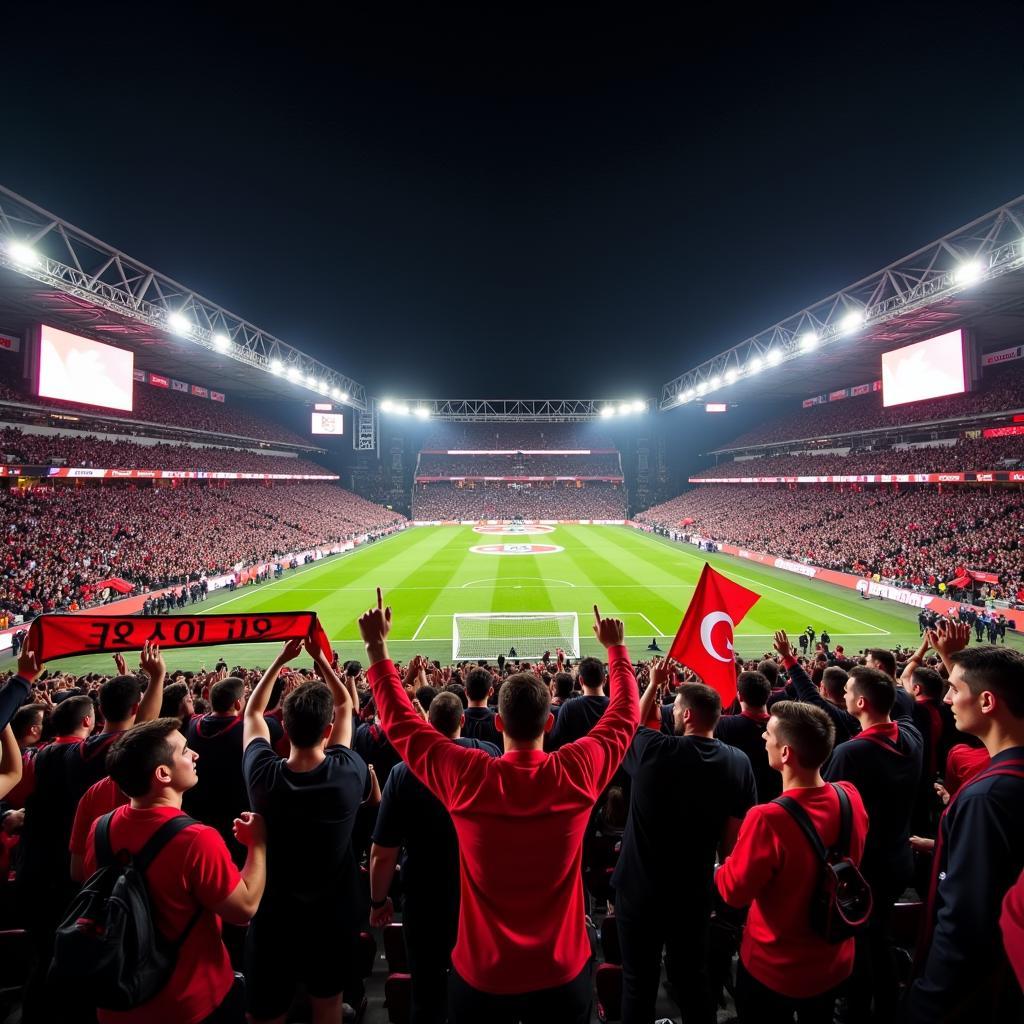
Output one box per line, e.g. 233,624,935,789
669,548,889,635
411,615,429,641
637,612,661,634
460,577,577,589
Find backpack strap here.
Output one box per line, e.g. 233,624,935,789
133,815,200,875
94,811,117,869
773,794,828,864
832,783,852,859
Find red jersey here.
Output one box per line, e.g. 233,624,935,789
83,805,241,1024
945,743,989,795
716,781,868,997
367,644,639,994
69,776,128,860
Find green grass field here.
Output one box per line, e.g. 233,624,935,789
26,525,1024,675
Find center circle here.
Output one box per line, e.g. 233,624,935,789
469,543,564,555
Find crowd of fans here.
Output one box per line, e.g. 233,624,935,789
722,361,1024,449
417,453,622,477
0,597,1019,1022
413,481,627,520
0,367,310,446
421,423,618,449
0,483,405,619
637,486,1024,600
0,427,332,476
697,434,1023,479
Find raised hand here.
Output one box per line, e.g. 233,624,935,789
772,630,793,660
926,619,971,661
650,657,673,695
17,641,43,684
277,637,304,665
232,811,266,849
358,588,393,650
592,605,625,649
138,641,166,680
113,652,128,676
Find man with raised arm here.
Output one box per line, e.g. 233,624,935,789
359,591,639,1024
241,638,369,1024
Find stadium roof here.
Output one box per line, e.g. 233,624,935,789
0,185,367,409
659,195,1024,410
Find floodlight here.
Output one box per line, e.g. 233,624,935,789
380,399,394,412
683,388,695,401
304,374,316,388
748,356,763,374
724,369,738,384
601,405,615,417
840,310,865,334
212,333,230,352
394,403,410,415
632,400,645,412
414,406,431,419
7,241,41,267
954,260,984,286
270,359,283,375
696,382,709,396
800,331,819,352
709,375,721,389
766,348,782,366
287,366,301,382
338,390,348,402
167,311,192,335
618,403,631,415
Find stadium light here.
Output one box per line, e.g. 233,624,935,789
414,406,431,419
304,373,316,388
380,399,394,412
618,403,630,415
212,333,230,352
318,380,330,394
724,368,738,384
330,387,340,399
840,310,865,334
287,366,301,382
709,375,721,389
270,359,283,375
696,381,709,396
167,311,192,336
766,348,783,366
600,405,616,417
747,356,763,374
683,388,695,401
394,403,410,415
954,259,984,286
338,390,348,403
632,399,646,412
7,240,41,268
800,331,819,352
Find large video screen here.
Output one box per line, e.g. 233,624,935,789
311,412,344,435
882,329,966,408
37,325,134,411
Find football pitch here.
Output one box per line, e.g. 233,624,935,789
38,525,1024,675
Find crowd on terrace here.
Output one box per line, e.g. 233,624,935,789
421,422,618,449
638,486,1024,601
417,453,622,477
0,427,332,476
0,483,405,619
413,481,626,520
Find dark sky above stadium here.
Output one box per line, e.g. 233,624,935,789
3,3,1024,401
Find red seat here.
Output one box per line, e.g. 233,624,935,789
595,962,623,1022
357,930,377,979
384,972,412,1024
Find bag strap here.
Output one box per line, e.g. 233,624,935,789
773,795,828,864
833,783,852,859
95,811,117,869
133,814,200,875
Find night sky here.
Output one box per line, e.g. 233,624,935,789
3,4,1023,400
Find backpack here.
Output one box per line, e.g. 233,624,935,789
774,783,873,943
49,810,203,1010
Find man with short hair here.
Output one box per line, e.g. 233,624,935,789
822,660,922,1023
716,669,780,802
360,593,639,1024
547,655,608,749
908,634,1024,1021
615,666,756,1023
775,635,859,745
241,639,368,1024
184,674,283,863
716,700,868,1023
83,718,266,1024
370,691,500,1024
462,667,501,747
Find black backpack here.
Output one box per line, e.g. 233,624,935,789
50,810,203,1010
774,783,873,943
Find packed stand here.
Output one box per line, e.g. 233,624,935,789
637,485,1024,600
0,364,310,446
0,593,1020,1023
416,453,622,477
697,434,1024,479
721,361,1024,449
421,422,618,450
0,483,405,618
413,481,626,520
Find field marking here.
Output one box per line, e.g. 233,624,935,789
636,612,661,634
460,577,577,589
411,615,429,641
292,583,695,593
668,547,889,635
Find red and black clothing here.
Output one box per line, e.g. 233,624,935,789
782,655,860,745
367,645,638,1001
715,709,779,802
547,694,609,750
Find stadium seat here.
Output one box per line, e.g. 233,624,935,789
383,922,409,973
358,930,377,978
384,972,412,1024
595,962,624,1022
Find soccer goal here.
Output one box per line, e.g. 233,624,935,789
452,612,580,661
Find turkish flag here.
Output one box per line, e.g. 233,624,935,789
668,563,761,704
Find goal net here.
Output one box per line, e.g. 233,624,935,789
452,612,580,661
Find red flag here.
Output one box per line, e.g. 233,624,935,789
668,563,760,704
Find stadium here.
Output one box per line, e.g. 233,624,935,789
1,12,1023,1024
